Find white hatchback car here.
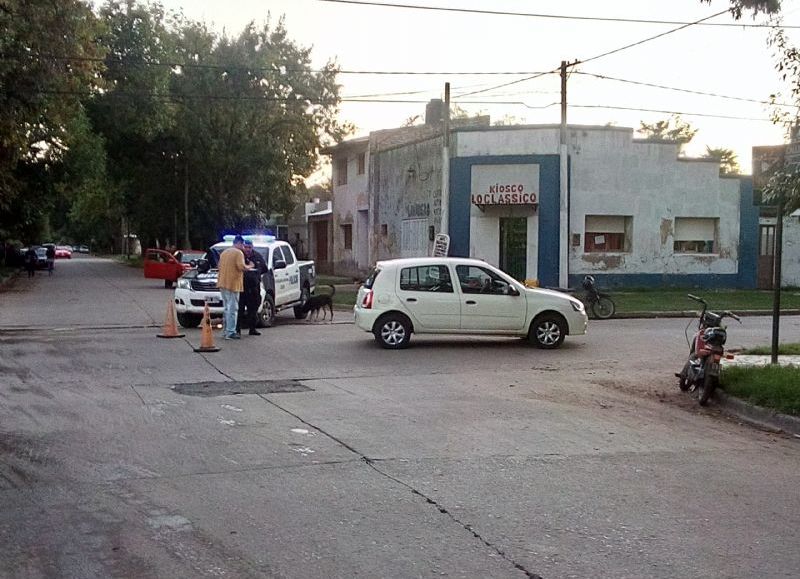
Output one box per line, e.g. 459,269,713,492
354,257,588,349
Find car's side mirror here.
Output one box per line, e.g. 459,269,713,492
273,259,287,271
508,285,520,296
196,258,210,273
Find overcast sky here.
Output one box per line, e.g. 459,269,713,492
153,0,800,173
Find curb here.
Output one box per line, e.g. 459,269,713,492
715,390,800,437
614,309,800,319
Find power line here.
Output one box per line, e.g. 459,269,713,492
314,0,794,28
459,8,728,99
570,104,772,122
578,9,730,66
0,52,551,76
455,70,559,98
0,87,556,110
573,71,799,108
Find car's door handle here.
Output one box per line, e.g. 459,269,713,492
406,298,417,303
465,300,477,305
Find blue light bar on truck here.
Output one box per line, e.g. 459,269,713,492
221,234,276,243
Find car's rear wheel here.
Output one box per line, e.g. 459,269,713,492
258,294,276,328
529,313,566,349
164,280,173,289
177,312,202,329
373,314,412,349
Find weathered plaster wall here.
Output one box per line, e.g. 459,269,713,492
370,137,443,263
567,128,742,276
782,211,800,286
331,145,368,275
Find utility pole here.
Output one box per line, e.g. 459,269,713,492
184,160,190,250
440,82,451,244
558,61,569,288
771,190,784,364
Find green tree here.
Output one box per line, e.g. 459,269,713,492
704,147,741,175
0,0,105,241
87,0,180,249
638,115,698,152
171,18,350,243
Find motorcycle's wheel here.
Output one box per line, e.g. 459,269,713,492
591,297,616,319
678,361,691,391
697,363,717,406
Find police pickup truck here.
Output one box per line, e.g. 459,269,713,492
173,235,315,328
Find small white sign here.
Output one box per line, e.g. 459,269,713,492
433,233,450,257
470,164,539,206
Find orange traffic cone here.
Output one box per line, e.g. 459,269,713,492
194,303,220,353
157,299,185,338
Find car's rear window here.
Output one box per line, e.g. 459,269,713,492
363,268,381,289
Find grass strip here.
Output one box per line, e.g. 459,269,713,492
742,343,800,355
721,364,800,416
614,288,800,313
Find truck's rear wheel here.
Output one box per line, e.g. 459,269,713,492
294,286,310,319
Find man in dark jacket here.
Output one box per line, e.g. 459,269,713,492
237,240,267,336
25,247,37,278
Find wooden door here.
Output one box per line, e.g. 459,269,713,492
757,224,775,289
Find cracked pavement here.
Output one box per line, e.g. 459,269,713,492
1,257,800,578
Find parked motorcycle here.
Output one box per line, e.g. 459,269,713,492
580,275,616,319
677,294,740,405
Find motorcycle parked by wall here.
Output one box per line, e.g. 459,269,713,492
676,294,740,406
580,275,616,319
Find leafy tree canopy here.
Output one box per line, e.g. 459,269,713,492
704,147,741,175
0,0,104,239
638,115,698,150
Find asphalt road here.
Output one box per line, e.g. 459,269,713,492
1,257,799,578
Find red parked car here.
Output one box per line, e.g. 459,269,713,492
143,248,204,288
55,246,72,259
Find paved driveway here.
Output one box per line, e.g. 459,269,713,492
1,257,799,578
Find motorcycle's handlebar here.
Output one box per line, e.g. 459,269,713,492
725,310,742,323
687,293,706,305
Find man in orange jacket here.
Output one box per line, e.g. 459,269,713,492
217,235,253,340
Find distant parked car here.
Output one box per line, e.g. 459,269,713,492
354,257,588,349
55,245,72,259
143,248,203,288
76,245,89,253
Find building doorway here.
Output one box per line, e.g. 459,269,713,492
313,220,330,273
758,223,775,289
499,217,527,281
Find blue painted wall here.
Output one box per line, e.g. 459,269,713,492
449,155,561,287
567,177,760,289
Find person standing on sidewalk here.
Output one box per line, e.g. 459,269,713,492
237,240,267,336
217,235,253,340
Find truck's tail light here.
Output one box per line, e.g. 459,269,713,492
362,290,373,309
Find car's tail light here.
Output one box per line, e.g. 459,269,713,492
362,290,373,309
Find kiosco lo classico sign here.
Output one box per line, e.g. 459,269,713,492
470,163,540,206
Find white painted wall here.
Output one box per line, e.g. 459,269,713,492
782,211,800,286
331,145,369,274
469,205,538,280
457,125,743,278
568,129,741,276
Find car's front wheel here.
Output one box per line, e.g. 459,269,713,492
177,312,202,329
373,314,412,349
529,313,566,349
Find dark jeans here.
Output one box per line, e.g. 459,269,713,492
237,289,260,332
